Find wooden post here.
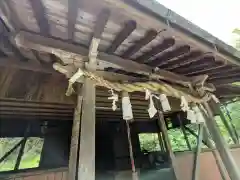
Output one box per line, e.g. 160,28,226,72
201,102,240,180
68,84,83,180
157,110,179,180
209,100,238,144
77,78,96,180
192,123,203,180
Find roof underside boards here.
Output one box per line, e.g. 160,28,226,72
0,66,184,121
0,0,239,105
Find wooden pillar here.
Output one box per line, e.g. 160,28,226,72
209,100,238,144
192,123,203,180
68,84,83,180
202,102,240,180
77,78,96,180
157,110,179,180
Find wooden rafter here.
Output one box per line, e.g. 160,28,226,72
106,20,136,54
163,51,203,70
0,0,26,31
121,29,158,58
15,31,211,89
29,0,50,35
67,0,80,40
148,45,190,66
135,37,175,63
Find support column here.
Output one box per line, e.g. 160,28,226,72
68,84,83,180
192,123,203,180
78,78,96,180
157,110,179,180
201,102,240,180
209,100,238,144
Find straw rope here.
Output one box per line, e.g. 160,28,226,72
63,67,211,103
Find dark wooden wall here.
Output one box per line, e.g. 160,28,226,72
2,168,68,180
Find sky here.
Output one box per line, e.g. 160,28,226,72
157,0,240,46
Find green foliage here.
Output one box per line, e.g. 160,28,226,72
139,101,240,152
0,137,44,172
233,28,240,50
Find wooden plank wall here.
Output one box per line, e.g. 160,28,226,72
3,168,68,180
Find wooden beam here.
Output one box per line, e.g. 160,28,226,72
88,9,110,65
106,20,136,54
210,76,240,86
135,37,175,63
15,31,208,89
148,45,190,67
0,0,26,32
121,29,158,59
165,52,206,70
93,9,110,39
68,0,80,40
68,84,83,180
0,57,57,74
102,0,240,67
78,79,96,180
29,0,50,35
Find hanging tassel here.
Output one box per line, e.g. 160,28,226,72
180,96,189,112
145,88,151,100
122,91,133,121
212,94,220,103
148,95,157,118
193,105,205,124
159,94,171,112
145,89,157,118
108,89,118,111
187,109,197,123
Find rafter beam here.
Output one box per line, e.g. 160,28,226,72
29,0,50,35
68,0,80,40
121,29,158,58
106,20,136,54
14,31,214,90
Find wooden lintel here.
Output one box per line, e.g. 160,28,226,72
0,57,57,74
15,31,213,89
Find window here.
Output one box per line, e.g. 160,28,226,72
139,133,160,152
0,137,44,172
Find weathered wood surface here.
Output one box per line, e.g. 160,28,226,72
68,84,83,180
78,78,96,180
1,168,68,180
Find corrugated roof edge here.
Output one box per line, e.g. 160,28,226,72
126,0,240,63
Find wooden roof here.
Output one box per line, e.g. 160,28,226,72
0,0,240,120
0,0,240,85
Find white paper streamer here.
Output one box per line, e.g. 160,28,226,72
187,109,197,123
148,96,157,118
212,94,220,103
180,96,189,112
159,94,171,112
122,95,133,121
193,106,205,124
145,89,157,118
145,89,151,100
108,89,118,111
